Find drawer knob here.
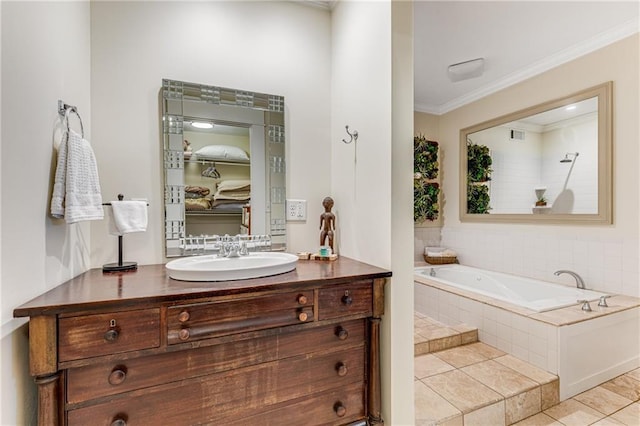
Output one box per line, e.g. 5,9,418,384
178,310,190,323
335,362,348,377
108,367,127,385
341,292,353,306
178,328,190,341
335,327,349,340
111,416,127,426
104,328,119,342
298,312,308,322
297,295,308,305
334,402,347,417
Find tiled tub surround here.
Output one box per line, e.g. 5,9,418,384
414,268,640,400
439,228,640,298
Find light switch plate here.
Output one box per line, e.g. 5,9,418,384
286,199,307,221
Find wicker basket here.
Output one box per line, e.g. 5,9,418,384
424,255,457,265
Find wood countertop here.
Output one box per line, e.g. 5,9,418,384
14,256,392,318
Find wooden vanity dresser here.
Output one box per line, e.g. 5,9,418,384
14,257,391,426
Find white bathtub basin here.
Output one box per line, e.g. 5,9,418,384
166,252,298,281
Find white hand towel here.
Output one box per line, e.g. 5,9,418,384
108,200,148,235
51,129,104,223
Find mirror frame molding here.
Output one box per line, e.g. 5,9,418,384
459,81,613,224
161,79,286,257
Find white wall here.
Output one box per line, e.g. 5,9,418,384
437,35,640,298
331,1,414,424
0,2,92,424
89,1,332,266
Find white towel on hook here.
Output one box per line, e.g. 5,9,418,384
51,129,104,223
108,200,148,235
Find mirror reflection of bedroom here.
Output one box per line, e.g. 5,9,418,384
183,121,251,237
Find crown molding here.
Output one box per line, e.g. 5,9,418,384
415,18,639,115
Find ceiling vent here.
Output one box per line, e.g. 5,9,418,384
447,58,485,82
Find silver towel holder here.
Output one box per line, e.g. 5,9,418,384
342,125,359,144
58,100,77,115
58,99,84,138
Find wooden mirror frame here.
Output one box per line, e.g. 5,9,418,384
459,81,612,224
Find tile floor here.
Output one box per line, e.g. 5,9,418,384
414,313,640,426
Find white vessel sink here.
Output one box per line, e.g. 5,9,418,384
166,252,298,281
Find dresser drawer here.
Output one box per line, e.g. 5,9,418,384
67,347,364,425
167,290,313,344
66,333,279,404
318,282,373,320
226,382,366,426
278,318,366,358
67,319,366,404
58,309,160,362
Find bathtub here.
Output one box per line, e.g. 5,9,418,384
415,264,606,313
414,264,640,400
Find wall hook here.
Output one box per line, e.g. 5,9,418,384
342,125,359,144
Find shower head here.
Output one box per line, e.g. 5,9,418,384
560,152,579,163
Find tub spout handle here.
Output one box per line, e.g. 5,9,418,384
598,295,611,307
577,300,592,312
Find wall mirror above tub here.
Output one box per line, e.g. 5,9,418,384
460,81,612,224
161,79,286,257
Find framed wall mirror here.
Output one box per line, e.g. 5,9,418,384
161,79,286,257
460,81,612,224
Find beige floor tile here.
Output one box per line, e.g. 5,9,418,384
432,345,489,368
512,412,563,426
464,341,506,359
464,400,505,426
459,330,478,345
415,332,430,344
601,375,640,402
415,341,431,356
610,402,640,425
461,359,539,398
625,368,640,384
591,416,626,425
430,335,462,352
505,387,541,424
544,399,606,426
415,379,462,425
573,385,634,416
438,416,463,426
417,326,460,340
422,370,503,414
415,353,456,379
541,379,560,411
451,323,476,333
494,354,558,385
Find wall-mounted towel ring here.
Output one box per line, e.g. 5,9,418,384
342,125,359,144
58,99,84,138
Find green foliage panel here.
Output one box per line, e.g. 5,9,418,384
414,134,440,223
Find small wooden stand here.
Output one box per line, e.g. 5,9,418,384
311,253,338,261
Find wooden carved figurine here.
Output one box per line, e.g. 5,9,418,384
319,196,335,251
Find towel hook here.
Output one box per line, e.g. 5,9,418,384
342,125,359,144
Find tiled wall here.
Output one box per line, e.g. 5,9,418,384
414,226,442,262
414,282,559,374
437,227,640,298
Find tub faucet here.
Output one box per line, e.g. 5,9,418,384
554,270,586,289
429,268,436,277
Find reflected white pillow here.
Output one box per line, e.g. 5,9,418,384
194,145,249,162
